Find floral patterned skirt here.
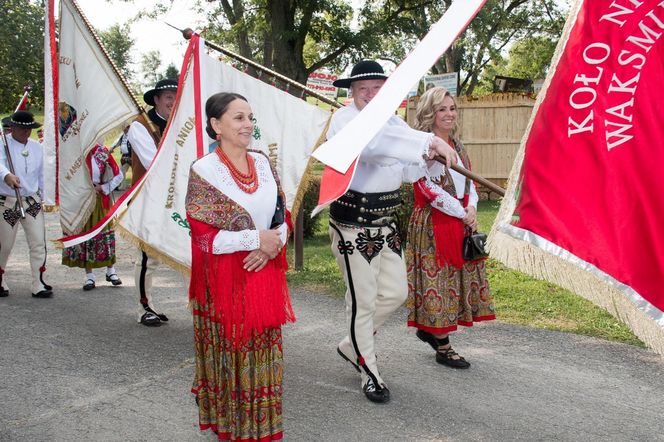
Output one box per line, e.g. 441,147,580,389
405,206,495,334
62,195,116,269
191,298,284,441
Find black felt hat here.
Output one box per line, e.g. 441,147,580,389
2,111,41,129
143,79,178,106
332,60,388,88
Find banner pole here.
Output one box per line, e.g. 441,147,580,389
171,25,341,109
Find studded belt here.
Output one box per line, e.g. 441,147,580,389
329,189,402,227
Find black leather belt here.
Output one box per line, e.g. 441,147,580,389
330,189,401,227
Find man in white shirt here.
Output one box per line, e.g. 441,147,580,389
126,79,177,326
327,61,456,403
0,111,53,298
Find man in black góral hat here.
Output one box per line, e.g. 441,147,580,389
126,78,178,326
0,111,53,298
327,60,457,404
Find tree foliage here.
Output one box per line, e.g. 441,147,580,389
0,0,44,111
376,0,567,95
115,0,568,96
140,50,162,88
503,36,558,80
163,63,180,81
98,23,135,81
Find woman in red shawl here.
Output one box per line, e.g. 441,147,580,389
406,87,495,368
62,143,123,290
185,92,294,441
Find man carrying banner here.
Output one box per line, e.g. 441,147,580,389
127,79,177,326
0,111,52,298
328,60,456,403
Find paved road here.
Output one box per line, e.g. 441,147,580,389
1,212,663,441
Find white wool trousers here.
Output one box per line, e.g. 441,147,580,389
0,195,49,294
329,221,408,387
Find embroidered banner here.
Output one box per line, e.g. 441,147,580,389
65,35,330,270
57,0,138,234
491,0,664,353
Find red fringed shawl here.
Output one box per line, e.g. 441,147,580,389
85,144,120,209
185,168,295,348
413,139,480,270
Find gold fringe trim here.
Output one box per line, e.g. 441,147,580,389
489,0,664,357
289,114,332,216
115,223,192,277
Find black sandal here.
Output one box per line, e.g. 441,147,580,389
436,346,471,369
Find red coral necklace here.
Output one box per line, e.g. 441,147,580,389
215,146,258,194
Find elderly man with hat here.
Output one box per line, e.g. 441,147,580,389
0,111,53,298
327,60,456,403
126,78,177,326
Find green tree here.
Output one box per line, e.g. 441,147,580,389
379,0,567,95
503,36,558,80
0,0,44,111
98,23,135,81
115,0,432,86
140,50,162,88
163,63,180,81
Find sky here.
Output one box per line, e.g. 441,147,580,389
80,0,206,73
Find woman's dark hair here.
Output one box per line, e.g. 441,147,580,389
205,92,248,139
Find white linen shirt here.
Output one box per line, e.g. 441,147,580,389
326,102,441,193
191,151,288,254
127,113,167,169
0,135,44,198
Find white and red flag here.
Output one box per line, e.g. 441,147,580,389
311,0,486,215
42,0,58,206
490,0,664,353
55,0,138,234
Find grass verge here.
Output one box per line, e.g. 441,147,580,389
287,201,644,347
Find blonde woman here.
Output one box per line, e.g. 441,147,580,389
405,87,495,368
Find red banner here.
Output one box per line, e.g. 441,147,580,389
507,1,664,316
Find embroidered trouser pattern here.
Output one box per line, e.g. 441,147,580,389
0,196,49,294
329,221,407,386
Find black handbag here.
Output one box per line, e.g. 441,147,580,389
462,233,489,261
270,195,285,229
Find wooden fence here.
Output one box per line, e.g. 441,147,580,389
407,93,536,198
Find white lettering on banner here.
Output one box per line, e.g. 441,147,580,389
599,0,644,27
567,2,664,150
567,43,610,136
166,116,194,208
176,116,195,147
165,153,179,209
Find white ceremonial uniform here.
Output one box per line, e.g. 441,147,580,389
0,135,50,294
328,102,441,388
